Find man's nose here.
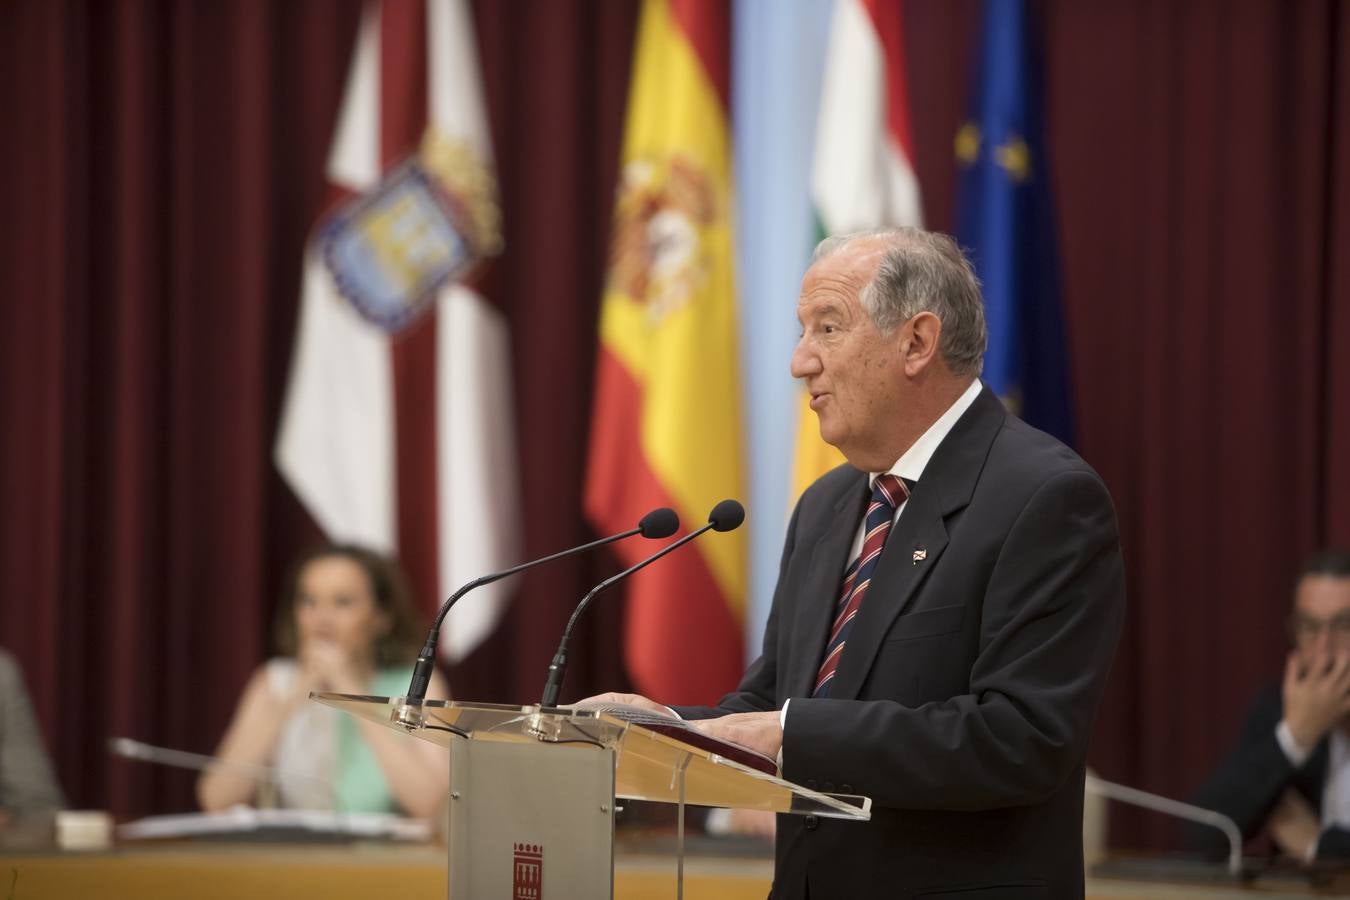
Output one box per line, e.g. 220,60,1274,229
790,339,821,379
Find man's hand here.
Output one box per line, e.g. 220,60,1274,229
573,692,675,717
694,711,783,760
1267,787,1321,862
726,809,776,838
1282,650,1350,750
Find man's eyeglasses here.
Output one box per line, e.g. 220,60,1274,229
1287,613,1350,644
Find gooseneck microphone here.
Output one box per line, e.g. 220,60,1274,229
539,499,745,708
401,507,680,711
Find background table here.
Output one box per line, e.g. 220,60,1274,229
5,841,1349,899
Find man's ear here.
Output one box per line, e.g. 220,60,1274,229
901,311,942,376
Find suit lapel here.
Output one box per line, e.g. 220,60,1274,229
787,473,869,700
829,385,1007,701
829,487,949,700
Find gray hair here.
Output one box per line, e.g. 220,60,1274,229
813,227,988,377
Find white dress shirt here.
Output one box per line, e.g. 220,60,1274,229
1275,720,1350,857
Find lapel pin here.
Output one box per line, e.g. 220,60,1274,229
912,548,927,565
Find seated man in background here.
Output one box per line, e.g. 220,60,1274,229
1191,550,1350,862
0,648,65,825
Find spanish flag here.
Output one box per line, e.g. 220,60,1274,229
585,0,746,706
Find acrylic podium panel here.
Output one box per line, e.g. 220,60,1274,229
312,695,871,899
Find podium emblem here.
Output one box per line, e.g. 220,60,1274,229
512,842,542,899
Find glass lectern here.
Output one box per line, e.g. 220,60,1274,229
313,694,871,899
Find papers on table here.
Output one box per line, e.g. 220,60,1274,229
117,807,432,842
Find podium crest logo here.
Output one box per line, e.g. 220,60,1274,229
317,127,502,334
512,842,542,899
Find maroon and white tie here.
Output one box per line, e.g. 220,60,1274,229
812,474,909,698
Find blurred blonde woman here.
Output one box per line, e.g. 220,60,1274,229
198,545,448,819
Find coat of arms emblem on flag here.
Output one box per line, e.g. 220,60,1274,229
607,153,715,325
317,129,501,334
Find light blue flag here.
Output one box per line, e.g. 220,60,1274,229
733,0,833,661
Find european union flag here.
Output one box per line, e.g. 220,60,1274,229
956,0,1073,445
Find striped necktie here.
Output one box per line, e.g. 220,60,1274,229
812,473,909,698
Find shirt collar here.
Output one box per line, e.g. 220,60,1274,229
869,378,983,488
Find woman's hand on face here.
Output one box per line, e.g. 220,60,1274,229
298,639,368,696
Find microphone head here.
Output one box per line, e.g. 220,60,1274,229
708,499,745,532
638,507,679,539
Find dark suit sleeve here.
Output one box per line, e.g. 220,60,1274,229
670,496,803,721
781,469,1124,810
1185,686,1299,857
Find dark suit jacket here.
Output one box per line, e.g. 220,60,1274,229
1188,685,1350,861
677,385,1125,900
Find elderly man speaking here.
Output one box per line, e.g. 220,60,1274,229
592,227,1125,899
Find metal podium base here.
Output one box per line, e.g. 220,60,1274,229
447,738,616,899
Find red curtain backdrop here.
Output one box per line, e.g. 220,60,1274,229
455,0,640,707
1054,0,1350,847
3,0,1350,851
0,0,359,819
0,0,638,819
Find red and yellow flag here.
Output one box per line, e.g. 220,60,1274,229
585,0,745,706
